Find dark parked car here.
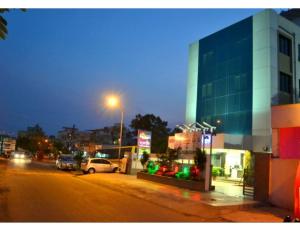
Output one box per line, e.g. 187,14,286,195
56,154,77,170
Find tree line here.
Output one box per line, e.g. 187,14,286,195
16,113,181,156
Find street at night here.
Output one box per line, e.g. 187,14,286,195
1,3,300,226
0,158,289,222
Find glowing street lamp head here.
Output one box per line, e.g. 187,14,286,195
105,95,120,109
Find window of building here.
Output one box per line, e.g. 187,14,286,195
299,79,300,97
228,94,240,112
298,44,300,61
279,72,292,94
279,34,291,56
207,83,213,97
202,85,206,98
215,96,226,115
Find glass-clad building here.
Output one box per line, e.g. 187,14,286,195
197,17,253,135
183,8,300,201
186,9,300,154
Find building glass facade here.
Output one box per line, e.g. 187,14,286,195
196,17,253,135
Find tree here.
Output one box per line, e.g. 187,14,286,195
73,150,85,168
0,9,26,40
194,148,207,170
48,135,68,158
157,147,180,168
16,124,47,154
130,114,170,153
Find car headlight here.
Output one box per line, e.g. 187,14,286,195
15,154,20,158
20,154,25,158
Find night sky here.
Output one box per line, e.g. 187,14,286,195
0,9,265,135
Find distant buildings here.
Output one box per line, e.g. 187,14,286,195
57,123,134,155
0,135,16,157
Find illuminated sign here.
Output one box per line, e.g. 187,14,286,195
137,130,151,154
201,134,211,145
172,132,201,151
168,136,175,149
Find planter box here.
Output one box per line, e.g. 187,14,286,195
137,172,207,191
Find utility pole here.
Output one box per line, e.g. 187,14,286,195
118,110,124,169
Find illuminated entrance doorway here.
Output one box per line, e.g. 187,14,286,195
210,149,254,198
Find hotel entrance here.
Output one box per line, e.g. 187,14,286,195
210,149,254,198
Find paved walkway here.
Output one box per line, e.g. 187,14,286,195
213,180,244,198
73,172,292,222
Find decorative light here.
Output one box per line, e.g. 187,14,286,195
147,161,159,175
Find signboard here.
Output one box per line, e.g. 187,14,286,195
172,131,201,152
168,136,175,149
201,134,211,145
137,130,151,155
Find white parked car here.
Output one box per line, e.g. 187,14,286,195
81,158,119,174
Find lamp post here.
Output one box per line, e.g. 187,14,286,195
118,109,124,168
202,121,216,192
105,94,124,169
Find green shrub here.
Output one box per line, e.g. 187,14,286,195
212,167,224,177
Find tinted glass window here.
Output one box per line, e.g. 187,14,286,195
215,97,226,115
99,159,110,164
196,17,253,135
279,72,292,93
91,159,100,164
279,34,291,56
91,159,110,164
61,156,73,161
299,79,300,97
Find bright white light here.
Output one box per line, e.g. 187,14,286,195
15,154,20,158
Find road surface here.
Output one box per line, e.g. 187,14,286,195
0,158,225,222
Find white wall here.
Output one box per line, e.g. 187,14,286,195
185,41,199,124
252,9,277,152
269,159,300,210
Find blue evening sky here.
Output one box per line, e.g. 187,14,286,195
0,9,274,135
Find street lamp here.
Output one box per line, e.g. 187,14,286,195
105,94,124,169
202,121,216,192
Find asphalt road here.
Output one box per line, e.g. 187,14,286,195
0,158,220,222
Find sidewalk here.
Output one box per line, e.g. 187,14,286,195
74,172,291,222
